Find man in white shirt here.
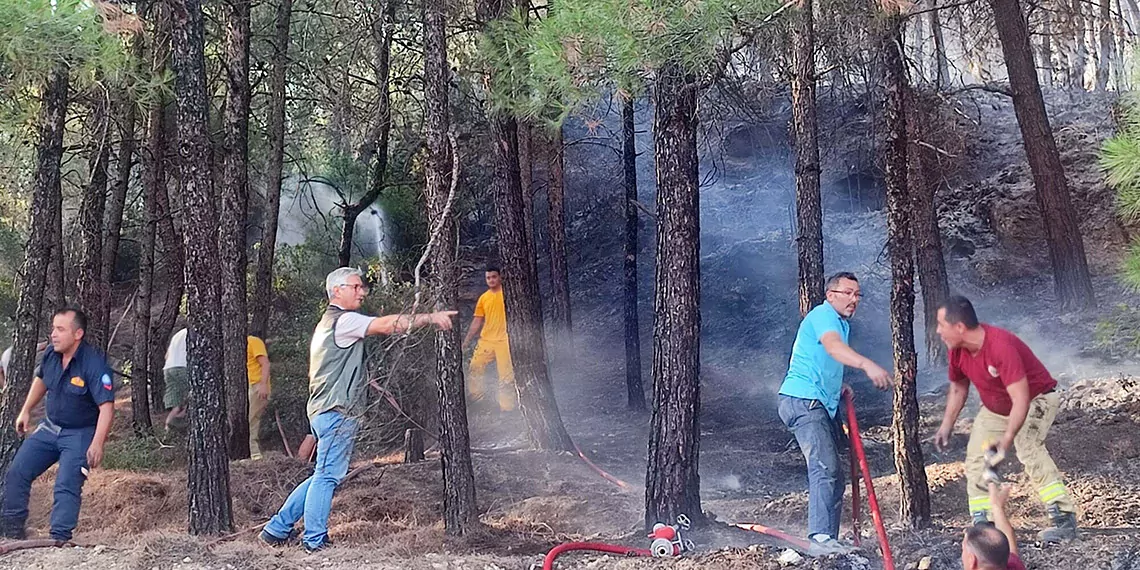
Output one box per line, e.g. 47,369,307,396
163,327,189,431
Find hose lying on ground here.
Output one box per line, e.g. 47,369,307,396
538,542,653,570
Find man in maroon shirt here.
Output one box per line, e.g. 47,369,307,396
933,295,1077,543
960,482,1026,570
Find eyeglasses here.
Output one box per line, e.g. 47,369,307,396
339,283,370,294
828,289,862,299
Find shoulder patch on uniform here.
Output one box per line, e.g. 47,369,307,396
101,373,113,390
70,376,85,388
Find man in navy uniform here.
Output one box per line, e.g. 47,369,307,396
0,308,115,542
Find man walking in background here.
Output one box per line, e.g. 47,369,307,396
462,265,515,413
933,295,1077,543
163,325,188,431
247,335,271,460
777,272,892,550
0,308,115,542
260,267,456,553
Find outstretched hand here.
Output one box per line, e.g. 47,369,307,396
431,311,458,331
861,360,892,390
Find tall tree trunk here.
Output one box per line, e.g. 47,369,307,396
518,124,538,280
76,96,112,349
150,122,185,416
992,0,1097,309
132,98,165,436
169,0,233,534
792,0,824,318
911,0,927,83
1072,0,1088,88
546,130,573,365
337,0,394,268
880,13,931,528
477,0,574,452
645,63,703,532
907,101,950,365
249,0,294,339
1040,9,1055,87
0,66,69,496
102,83,139,349
423,0,477,534
1097,0,1115,91
621,97,645,411
221,0,252,460
930,0,950,89
47,186,66,313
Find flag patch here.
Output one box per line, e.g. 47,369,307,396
101,374,113,390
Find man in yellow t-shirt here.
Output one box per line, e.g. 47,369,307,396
462,265,515,412
247,335,271,460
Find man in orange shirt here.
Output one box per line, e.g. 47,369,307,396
247,336,271,460
462,265,515,412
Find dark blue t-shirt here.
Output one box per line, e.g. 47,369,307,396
38,341,115,429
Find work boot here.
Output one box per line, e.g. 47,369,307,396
1037,505,1078,543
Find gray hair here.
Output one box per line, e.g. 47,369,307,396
325,267,365,299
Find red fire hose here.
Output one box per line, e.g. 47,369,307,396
844,392,895,570
539,542,652,570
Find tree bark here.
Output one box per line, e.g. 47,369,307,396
336,0,394,268
907,102,950,366
169,0,233,534
76,95,112,349
221,0,252,460
792,0,824,318
1040,9,1054,87
150,125,185,416
477,0,574,452
1072,0,1088,88
880,14,931,528
1097,0,1114,91
992,0,1096,309
132,97,165,436
423,0,477,535
546,130,573,364
645,63,703,532
249,0,294,339
0,66,69,496
518,123,538,280
102,79,139,351
930,0,950,89
911,0,927,83
621,97,645,411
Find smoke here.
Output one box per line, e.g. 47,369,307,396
276,176,391,259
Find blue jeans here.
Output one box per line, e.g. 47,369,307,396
264,410,359,548
1,419,95,541
778,395,844,539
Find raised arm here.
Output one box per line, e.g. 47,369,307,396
366,311,458,336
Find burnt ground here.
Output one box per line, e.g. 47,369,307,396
3,320,1140,570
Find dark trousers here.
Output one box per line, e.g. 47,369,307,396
778,395,845,539
1,419,94,541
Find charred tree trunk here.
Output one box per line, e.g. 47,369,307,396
102,85,139,349
931,0,950,89
250,0,294,339
132,97,165,435
150,131,185,416
645,63,703,532
992,0,1096,309
76,96,112,349
221,0,252,460
518,124,538,280
337,0,394,268
621,97,645,411
1040,9,1055,87
1072,0,1088,88
792,0,825,317
880,14,931,528
907,102,950,365
546,131,573,365
1097,0,1114,91
423,0,477,533
169,0,233,534
477,0,574,452
0,66,69,495
47,186,66,313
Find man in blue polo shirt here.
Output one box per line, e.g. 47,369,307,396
0,308,115,542
778,272,892,551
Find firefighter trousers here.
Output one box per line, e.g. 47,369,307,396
468,338,516,411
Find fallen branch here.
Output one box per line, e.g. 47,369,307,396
946,82,1013,97
274,409,293,458
0,539,67,555
204,521,267,548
